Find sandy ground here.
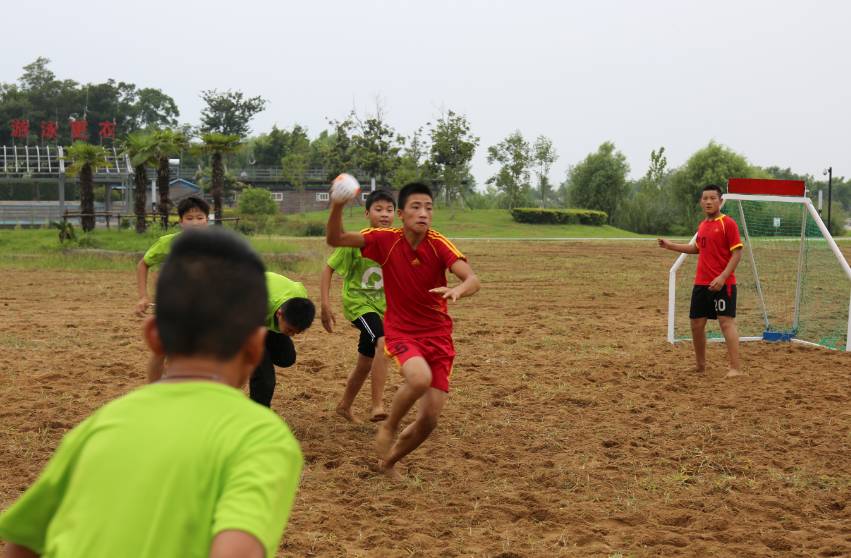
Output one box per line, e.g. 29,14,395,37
1,240,849,557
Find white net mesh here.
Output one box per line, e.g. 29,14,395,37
672,198,850,350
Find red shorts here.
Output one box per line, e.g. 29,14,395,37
385,334,455,392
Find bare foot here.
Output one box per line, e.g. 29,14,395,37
695,363,706,374
369,407,388,423
378,460,403,482
375,423,394,461
335,405,361,424
724,368,746,378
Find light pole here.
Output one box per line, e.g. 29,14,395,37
823,167,833,231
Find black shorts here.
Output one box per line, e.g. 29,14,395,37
689,285,737,320
351,312,384,358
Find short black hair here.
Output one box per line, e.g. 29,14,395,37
398,182,433,210
156,228,266,359
702,184,724,197
365,189,396,210
279,298,315,332
177,196,210,218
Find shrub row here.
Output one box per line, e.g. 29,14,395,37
510,207,608,226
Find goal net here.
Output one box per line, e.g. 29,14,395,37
668,178,851,351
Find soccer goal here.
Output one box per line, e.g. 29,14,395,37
668,177,851,351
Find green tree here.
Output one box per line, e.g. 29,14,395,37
65,142,109,232
122,131,158,233
282,150,310,213
487,131,532,210
238,187,277,215
614,147,677,234
196,133,242,223
532,135,558,208
351,103,403,187
199,89,267,137
567,142,630,222
322,116,356,180
393,127,430,187
150,130,189,228
428,110,479,206
668,142,752,229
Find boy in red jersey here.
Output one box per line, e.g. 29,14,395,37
326,182,480,479
659,184,744,378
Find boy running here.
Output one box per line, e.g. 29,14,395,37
251,272,315,408
326,182,480,480
658,183,744,378
135,196,210,317
320,190,395,423
0,229,303,558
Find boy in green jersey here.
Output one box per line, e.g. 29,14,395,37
135,196,210,317
320,190,395,423
0,228,303,558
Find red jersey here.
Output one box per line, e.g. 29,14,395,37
361,227,465,338
694,214,743,286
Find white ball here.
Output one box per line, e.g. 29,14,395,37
330,173,361,202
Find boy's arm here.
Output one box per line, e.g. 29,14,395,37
708,248,743,292
319,265,336,333
430,260,481,302
4,543,39,558
657,238,699,254
135,259,151,316
209,530,264,558
326,202,365,248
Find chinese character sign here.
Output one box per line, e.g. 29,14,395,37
69,119,88,141
40,121,58,141
10,119,30,139
98,121,115,140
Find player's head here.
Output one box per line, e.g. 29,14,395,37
177,196,210,228
148,228,267,386
276,298,315,337
700,184,724,215
364,189,395,228
397,182,433,234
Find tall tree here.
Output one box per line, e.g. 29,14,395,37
281,129,311,212
199,89,267,137
150,129,189,228
487,131,532,210
532,135,558,208
322,116,356,180
351,102,403,187
393,127,429,187
567,141,630,222
196,133,242,224
65,142,109,232
122,131,158,233
428,110,479,206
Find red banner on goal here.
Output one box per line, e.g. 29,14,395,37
727,178,805,196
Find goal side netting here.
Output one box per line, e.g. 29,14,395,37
668,188,851,352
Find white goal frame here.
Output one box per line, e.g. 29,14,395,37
667,193,851,351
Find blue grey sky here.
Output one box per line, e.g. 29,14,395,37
4,0,849,184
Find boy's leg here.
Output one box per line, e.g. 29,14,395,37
690,318,707,372
336,354,372,423
381,386,448,478
376,355,432,464
718,316,742,376
369,337,388,422
250,331,293,407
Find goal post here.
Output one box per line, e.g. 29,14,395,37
667,178,851,352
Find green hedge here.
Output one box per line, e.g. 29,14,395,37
510,207,608,226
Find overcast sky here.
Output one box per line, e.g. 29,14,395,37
4,0,850,184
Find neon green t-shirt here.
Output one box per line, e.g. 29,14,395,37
326,247,386,322
0,382,303,558
266,272,309,333
142,232,180,267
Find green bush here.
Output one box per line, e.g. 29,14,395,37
238,187,278,215
510,207,608,226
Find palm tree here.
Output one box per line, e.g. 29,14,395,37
196,133,241,224
65,142,109,232
151,129,189,228
122,132,157,233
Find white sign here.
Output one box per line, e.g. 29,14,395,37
773,217,781,228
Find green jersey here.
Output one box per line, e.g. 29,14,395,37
327,247,385,321
142,232,180,267
0,381,303,558
266,272,309,333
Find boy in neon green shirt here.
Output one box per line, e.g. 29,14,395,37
135,196,210,317
250,272,315,408
0,229,303,558
320,190,395,423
